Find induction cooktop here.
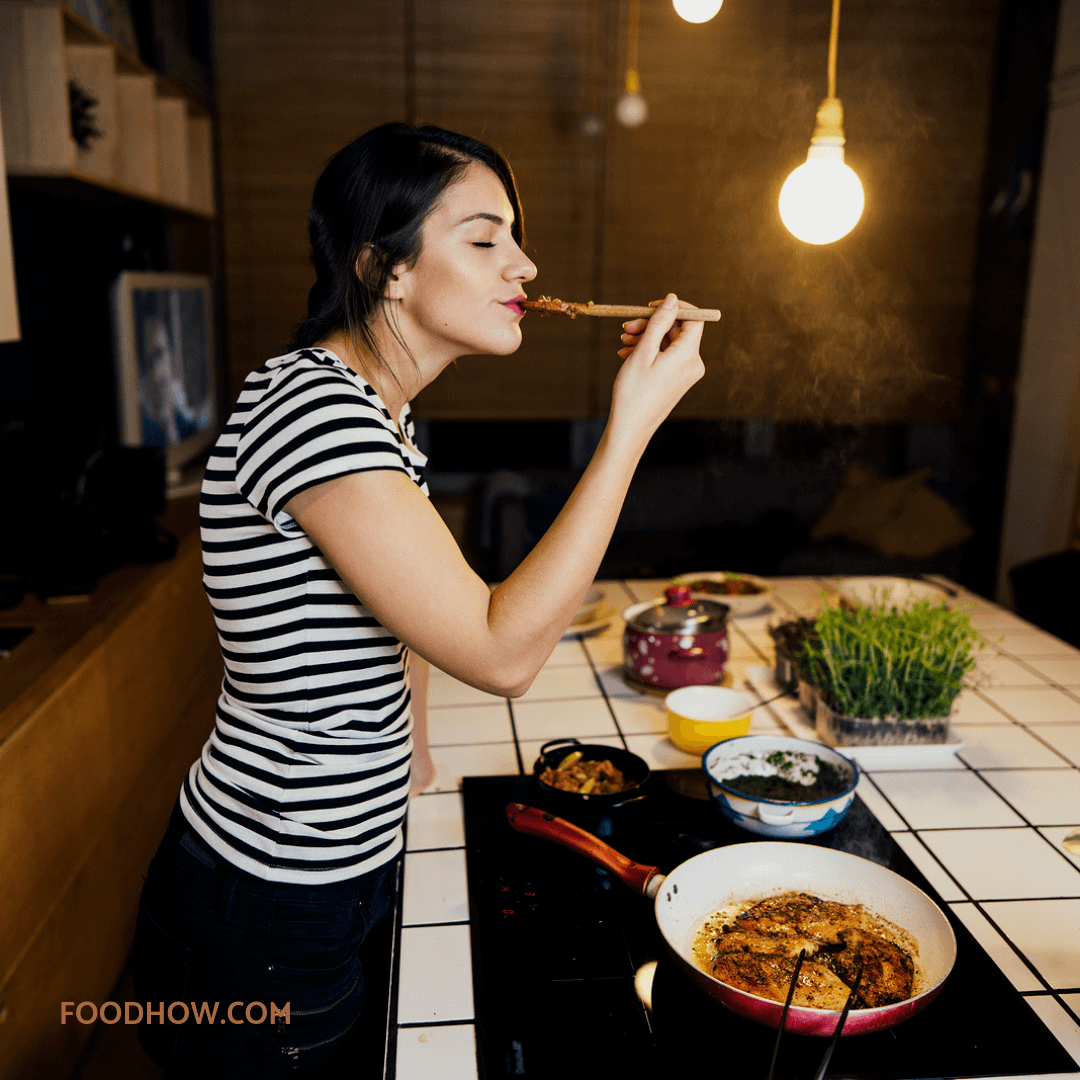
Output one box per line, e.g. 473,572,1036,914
462,770,1076,1080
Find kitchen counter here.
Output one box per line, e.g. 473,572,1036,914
392,577,1080,1080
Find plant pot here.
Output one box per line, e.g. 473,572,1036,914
797,676,819,722
773,649,798,694
768,618,817,697
815,695,951,747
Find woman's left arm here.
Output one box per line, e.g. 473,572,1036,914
408,653,435,795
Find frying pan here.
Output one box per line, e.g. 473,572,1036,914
506,803,956,1037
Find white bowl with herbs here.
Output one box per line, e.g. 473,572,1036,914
703,735,859,838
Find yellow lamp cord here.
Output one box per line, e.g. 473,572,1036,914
827,0,840,99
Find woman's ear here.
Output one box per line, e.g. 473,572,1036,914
383,264,408,301
355,245,408,300
354,244,381,286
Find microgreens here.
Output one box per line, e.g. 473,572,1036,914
802,598,982,720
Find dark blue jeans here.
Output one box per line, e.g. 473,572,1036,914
132,801,398,1079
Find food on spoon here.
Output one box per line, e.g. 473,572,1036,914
539,757,630,795
711,749,850,802
522,295,587,317
692,891,917,1009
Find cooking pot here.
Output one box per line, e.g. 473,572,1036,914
623,586,730,690
532,739,651,821
506,803,956,1036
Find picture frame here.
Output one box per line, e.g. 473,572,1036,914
110,270,218,491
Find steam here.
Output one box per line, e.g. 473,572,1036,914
681,39,969,424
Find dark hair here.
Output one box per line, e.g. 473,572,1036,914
291,122,524,381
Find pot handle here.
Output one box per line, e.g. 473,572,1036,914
757,803,797,824
506,803,663,898
537,738,581,760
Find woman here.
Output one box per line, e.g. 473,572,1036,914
132,122,705,1078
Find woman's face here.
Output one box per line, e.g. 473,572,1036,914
388,163,537,364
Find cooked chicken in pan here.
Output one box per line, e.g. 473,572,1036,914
696,891,916,1009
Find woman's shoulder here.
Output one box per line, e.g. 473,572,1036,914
228,348,408,471
242,348,384,412
259,346,355,382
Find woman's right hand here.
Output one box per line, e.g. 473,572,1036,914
607,293,705,451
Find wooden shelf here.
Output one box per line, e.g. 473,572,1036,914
0,1,215,217
6,165,215,219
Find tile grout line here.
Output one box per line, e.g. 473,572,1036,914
397,1018,475,1029
962,898,1060,995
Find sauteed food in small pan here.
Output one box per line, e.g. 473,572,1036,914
538,752,631,795
532,740,651,811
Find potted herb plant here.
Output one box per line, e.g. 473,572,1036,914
801,600,982,746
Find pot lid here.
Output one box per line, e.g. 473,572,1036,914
627,586,729,634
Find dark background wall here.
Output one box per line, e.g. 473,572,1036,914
0,0,1064,600
209,0,1060,594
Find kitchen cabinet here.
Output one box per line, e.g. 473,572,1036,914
0,498,219,1080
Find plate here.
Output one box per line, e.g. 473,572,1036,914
743,665,965,767
671,571,774,616
837,575,952,609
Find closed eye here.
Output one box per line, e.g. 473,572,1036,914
471,242,495,248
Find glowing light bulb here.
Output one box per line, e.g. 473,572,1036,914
616,69,648,128
672,0,723,23
579,112,604,139
779,97,864,245
615,92,648,128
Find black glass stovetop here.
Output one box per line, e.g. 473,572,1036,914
463,770,1077,1080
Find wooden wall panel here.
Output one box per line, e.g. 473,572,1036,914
408,0,607,419
212,0,1001,422
213,0,408,400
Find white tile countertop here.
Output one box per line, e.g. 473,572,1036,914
391,577,1080,1080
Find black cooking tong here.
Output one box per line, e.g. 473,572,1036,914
765,950,864,1080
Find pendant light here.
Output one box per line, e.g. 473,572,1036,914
615,0,648,127
672,0,723,23
778,0,864,245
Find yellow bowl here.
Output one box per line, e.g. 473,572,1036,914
665,686,754,754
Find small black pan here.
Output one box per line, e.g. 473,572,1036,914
532,739,651,817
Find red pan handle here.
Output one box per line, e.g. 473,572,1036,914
505,803,663,897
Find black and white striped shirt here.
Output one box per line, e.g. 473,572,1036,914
181,347,427,884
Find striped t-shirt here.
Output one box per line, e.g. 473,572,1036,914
181,347,428,884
